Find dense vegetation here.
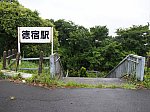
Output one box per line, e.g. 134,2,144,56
53,20,150,76
0,0,150,77
0,0,58,57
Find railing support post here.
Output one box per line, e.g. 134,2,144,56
38,51,43,75
8,50,11,65
12,49,15,58
136,57,145,81
3,51,7,69
50,54,55,79
15,52,21,72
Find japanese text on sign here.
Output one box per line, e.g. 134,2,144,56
18,27,52,43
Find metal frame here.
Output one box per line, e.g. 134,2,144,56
106,54,145,81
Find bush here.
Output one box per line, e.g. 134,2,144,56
143,74,150,88
79,67,87,77
68,69,79,77
97,71,107,77
87,72,97,78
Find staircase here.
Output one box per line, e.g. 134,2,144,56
62,54,145,85
62,77,125,85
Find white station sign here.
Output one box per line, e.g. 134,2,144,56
18,27,52,43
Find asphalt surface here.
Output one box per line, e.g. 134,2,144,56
0,80,150,112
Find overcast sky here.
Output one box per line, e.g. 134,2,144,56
18,0,150,36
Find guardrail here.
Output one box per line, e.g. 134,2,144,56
106,54,145,81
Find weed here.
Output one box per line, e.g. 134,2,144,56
121,83,136,89
142,73,150,88
0,71,8,79
96,84,103,88
12,73,22,80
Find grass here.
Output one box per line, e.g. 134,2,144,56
141,70,150,88
18,61,38,74
0,60,148,89
122,70,150,89
0,70,137,89
0,58,3,70
60,81,136,89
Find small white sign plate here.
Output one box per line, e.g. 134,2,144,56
18,27,52,43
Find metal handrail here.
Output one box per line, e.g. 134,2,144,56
106,54,145,81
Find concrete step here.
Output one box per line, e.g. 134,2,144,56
1,70,32,79
62,77,126,85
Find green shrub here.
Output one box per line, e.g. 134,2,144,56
143,74,150,88
79,67,87,77
86,71,107,78
0,71,5,79
12,73,21,80
97,71,108,77
87,72,97,78
68,69,79,77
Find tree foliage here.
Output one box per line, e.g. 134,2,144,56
0,1,58,57
54,19,130,75
54,19,150,76
115,25,150,56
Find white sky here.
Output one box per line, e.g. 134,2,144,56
18,0,150,36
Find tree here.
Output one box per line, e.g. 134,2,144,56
54,19,77,47
54,19,93,71
90,26,109,47
0,1,58,57
115,25,150,56
86,39,130,71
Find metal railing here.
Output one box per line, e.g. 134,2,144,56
106,54,145,81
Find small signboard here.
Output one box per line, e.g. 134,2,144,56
18,27,53,54
18,27,52,43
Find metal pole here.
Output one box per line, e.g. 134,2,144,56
18,27,21,53
18,27,21,64
50,55,55,79
51,27,53,55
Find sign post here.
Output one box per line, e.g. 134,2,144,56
51,27,53,55
18,27,52,44
18,27,54,77
18,27,21,53
18,27,53,56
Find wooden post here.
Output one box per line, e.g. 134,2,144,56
38,51,43,75
147,56,150,67
15,52,21,72
8,50,11,65
12,49,15,58
3,51,7,69
14,49,17,55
